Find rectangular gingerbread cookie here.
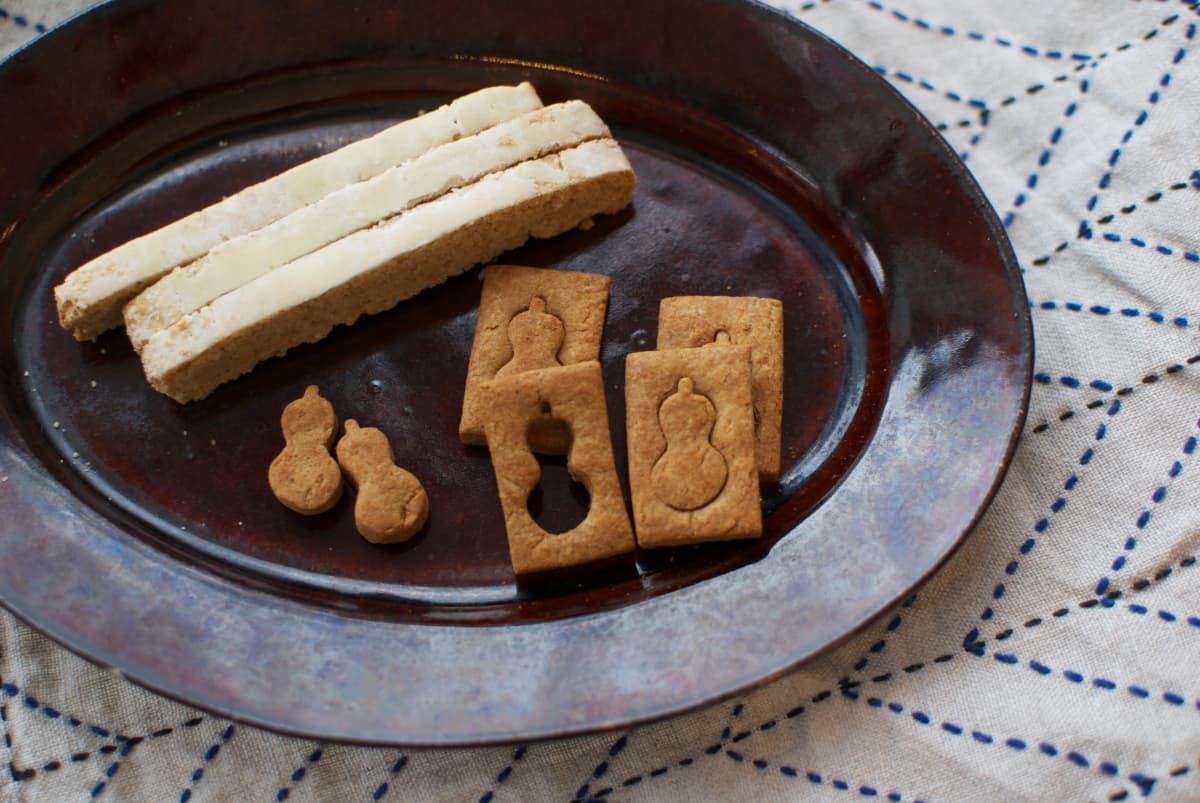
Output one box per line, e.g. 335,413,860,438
625,345,762,548
460,264,611,453
656,296,784,481
482,361,635,574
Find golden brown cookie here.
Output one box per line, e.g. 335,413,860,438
460,264,610,453
336,420,430,544
625,346,762,547
268,385,343,515
482,360,635,574
656,296,784,481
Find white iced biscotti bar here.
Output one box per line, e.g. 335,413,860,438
54,83,543,340
122,100,612,352
140,139,637,403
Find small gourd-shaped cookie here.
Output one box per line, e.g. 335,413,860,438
269,385,343,514
651,377,728,510
495,295,565,378
336,419,429,543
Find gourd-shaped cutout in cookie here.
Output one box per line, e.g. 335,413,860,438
651,377,728,510
496,296,564,378
269,385,343,515
336,420,429,543
526,405,591,535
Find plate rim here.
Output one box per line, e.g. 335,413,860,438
0,0,1031,745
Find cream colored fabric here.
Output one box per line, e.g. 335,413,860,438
3,1,1199,800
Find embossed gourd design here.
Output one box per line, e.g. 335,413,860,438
651,377,728,510
268,385,343,514
336,420,429,543
496,296,565,378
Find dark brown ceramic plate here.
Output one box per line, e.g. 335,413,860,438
0,0,1030,745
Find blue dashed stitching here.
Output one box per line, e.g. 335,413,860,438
1031,174,1199,266
593,695,820,795
476,746,526,803
945,10,1190,165
1033,372,1117,391
0,6,47,32
597,618,1189,796
845,594,918,676
862,0,1091,59
1033,300,1193,329
746,755,911,801
1081,22,1193,220
1089,230,1200,264
275,747,324,801
974,645,1197,713
177,724,235,803
1003,81,1087,227
0,680,129,742
1094,420,1199,595
846,688,1154,790
871,64,989,109
1029,352,1200,435
89,739,137,799
573,732,633,800
1124,600,1198,630
370,755,409,802
966,404,1121,643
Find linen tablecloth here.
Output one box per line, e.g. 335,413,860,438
3,1,1199,800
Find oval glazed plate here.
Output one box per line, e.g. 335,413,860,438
0,0,1030,744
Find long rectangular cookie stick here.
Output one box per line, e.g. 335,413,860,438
54,82,543,340
123,101,611,352
140,139,636,403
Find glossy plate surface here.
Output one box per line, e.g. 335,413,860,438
0,0,1030,744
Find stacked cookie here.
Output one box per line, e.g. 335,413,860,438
626,296,783,547
460,265,783,574
53,83,637,402
460,265,636,574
